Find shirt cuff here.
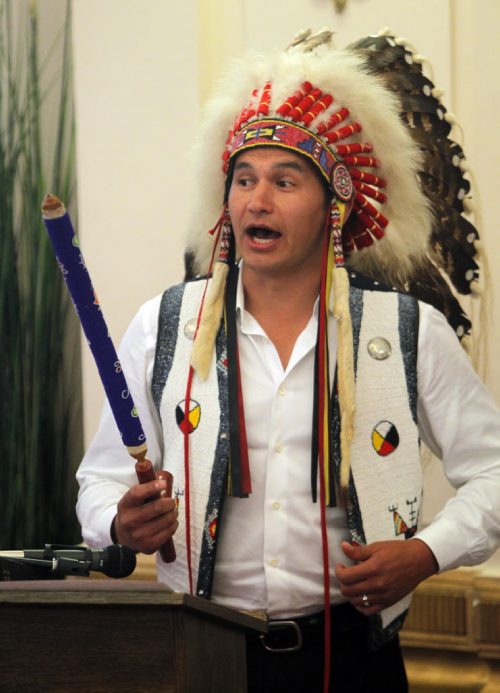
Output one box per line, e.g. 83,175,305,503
416,517,490,572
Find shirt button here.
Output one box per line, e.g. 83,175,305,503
278,387,286,396
275,442,283,453
269,558,280,568
272,501,281,511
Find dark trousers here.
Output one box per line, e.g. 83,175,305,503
246,603,408,692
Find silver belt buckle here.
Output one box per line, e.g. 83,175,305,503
259,620,303,653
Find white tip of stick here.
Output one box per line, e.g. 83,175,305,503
41,193,66,220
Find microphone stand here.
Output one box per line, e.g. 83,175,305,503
0,544,137,580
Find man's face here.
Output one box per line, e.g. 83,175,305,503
227,148,329,281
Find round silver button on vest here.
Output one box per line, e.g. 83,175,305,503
183,318,197,340
367,337,391,360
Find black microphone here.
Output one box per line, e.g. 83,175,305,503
0,544,136,580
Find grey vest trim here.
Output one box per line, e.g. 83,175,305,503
349,286,364,368
342,286,365,543
398,293,419,423
152,284,185,413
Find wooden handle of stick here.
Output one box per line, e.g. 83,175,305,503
135,459,176,563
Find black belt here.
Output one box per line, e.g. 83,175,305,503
247,602,368,654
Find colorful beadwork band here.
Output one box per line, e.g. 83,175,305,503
228,118,342,187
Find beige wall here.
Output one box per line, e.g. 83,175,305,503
72,0,199,433
72,0,500,570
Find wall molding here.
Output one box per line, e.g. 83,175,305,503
401,570,500,691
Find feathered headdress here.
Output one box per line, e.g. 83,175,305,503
184,27,483,502
186,31,433,285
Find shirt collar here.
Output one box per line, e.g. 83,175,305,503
236,261,320,334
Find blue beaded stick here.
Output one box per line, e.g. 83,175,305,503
42,194,175,562
42,194,147,458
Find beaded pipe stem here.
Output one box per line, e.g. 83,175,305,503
42,194,175,563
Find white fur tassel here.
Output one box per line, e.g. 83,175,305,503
332,265,356,496
190,262,229,380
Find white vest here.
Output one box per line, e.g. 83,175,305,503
152,275,421,646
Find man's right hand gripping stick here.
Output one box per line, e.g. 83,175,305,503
135,460,176,563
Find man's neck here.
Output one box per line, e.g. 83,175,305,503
242,266,320,368
244,270,318,314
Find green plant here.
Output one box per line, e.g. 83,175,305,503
0,0,82,548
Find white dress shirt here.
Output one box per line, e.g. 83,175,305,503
210,276,351,616
77,274,500,618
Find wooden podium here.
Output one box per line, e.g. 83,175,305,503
0,580,267,692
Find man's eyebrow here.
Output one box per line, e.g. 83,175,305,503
233,160,253,171
272,160,307,173
233,158,307,173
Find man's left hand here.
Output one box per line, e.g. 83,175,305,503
335,538,439,615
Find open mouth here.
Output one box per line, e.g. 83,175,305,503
246,226,281,244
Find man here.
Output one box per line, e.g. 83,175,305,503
77,30,500,691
